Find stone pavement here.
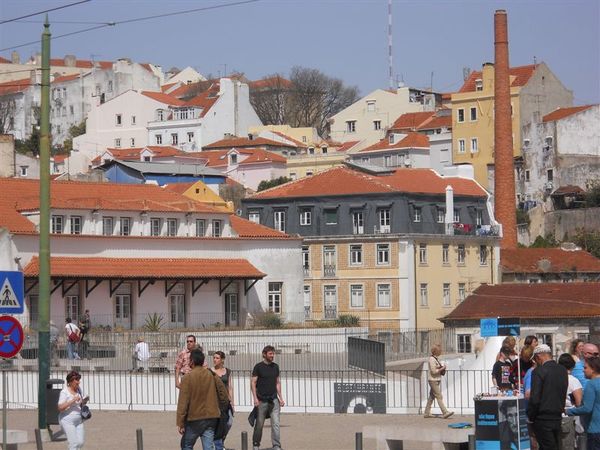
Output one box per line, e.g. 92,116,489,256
7,409,474,450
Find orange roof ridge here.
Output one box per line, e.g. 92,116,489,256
542,105,595,123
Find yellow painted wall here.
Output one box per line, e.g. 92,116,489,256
178,180,233,212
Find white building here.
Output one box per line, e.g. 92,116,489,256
0,178,303,328
328,86,441,147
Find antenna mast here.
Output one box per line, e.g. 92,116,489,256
388,0,393,89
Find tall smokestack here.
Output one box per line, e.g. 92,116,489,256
494,10,517,249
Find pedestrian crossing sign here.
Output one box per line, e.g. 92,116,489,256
0,271,24,314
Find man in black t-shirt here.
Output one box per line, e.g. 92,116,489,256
251,345,284,450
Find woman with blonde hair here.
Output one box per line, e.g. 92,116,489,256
424,344,454,419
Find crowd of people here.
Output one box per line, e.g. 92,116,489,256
489,335,600,450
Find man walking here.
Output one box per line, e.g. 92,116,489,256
527,344,568,450
78,310,91,358
251,345,285,450
572,342,599,389
176,349,229,450
175,335,199,389
64,318,81,360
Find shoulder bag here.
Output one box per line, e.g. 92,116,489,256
78,389,92,420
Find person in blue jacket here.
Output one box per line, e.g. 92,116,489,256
567,356,600,450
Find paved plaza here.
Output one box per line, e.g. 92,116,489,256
7,409,474,449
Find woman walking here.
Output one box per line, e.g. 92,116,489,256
424,344,453,419
211,351,234,450
57,370,88,449
567,356,600,450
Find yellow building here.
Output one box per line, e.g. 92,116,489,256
286,141,360,179
164,180,233,212
451,62,573,191
248,125,319,146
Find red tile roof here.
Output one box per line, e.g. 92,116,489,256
162,182,195,194
182,90,219,116
269,131,306,148
382,168,486,197
161,82,179,93
184,148,286,167
169,80,215,99
334,141,360,153
390,112,435,131
141,91,185,106
500,248,600,273
92,146,184,164
0,78,32,95
23,256,265,279
0,56,11,64
542,105,595,123
203,136,296,150
418,113,452,130
52,154,68,163
360,132,430,153
229,215,290,238
52,73,81,84
248,76,292,90
441,283,600,321
50,58,112,70
458,64,538,93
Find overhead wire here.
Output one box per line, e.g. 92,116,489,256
0,0,91,25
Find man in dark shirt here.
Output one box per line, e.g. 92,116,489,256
526,344,568,450
251,345,284,450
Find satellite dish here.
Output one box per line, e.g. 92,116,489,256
537,258,552,273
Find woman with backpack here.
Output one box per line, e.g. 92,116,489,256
210,351,234,450
64,318,81,360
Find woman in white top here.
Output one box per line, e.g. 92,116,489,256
424,344,454,419
57,370,87,449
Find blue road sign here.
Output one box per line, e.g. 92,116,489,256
0,315,24,358
0,271,24,314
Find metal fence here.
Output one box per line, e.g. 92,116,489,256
2,368,493,415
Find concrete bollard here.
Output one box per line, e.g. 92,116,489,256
35,429,43,450
241,431,248,450
355,432,363,450
468,434,475,450
136,428,143,450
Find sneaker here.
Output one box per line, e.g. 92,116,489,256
424,414,434,418
442,411,455,419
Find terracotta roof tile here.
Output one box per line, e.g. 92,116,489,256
269,131,306,147
418,114,452,130
381,168,486,197
161,82,179,93
183,148,286,167
141,91,185,106
248,76,292,90
50,58,112,70
52,154,68,163
360,132,429,153
334,141,360,152
23,256,265,279
203,137,296,150
441,283,600,321
52,73,81,84
390,112,435,131
0,78,32,95
500,248,600,273
458,64,538,93
0,56,11,64
542,105,595,123
229,215,290,238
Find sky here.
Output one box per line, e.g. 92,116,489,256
0,0,598,104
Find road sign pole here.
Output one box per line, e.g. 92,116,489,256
38,16,52,430
3,364,7,450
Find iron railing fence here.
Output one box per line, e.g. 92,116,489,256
2,369,493,415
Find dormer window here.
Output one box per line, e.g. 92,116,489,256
308,147,315,155
230,154,238,165
321,147,328,154
475,79,483,91
156,109,165,121
389,134,395,144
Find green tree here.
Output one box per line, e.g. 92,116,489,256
15,126,41,156
257,176,291,192
585,180,600,207
529,234,558,248
574,229,600,259
61,120,86,154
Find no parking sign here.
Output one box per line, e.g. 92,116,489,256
0,315,24,359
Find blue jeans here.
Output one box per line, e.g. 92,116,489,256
588,432,600,450
180,419,217,450
66,341,79,359
214,409,234,450
253,400,281,449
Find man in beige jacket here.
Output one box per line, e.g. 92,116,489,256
424,344,454,419
176,349,229,449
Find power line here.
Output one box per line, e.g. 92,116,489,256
15,20,111,25
0,0,262,52
0,0,91,25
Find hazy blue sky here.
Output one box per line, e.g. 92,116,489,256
1,0,598,104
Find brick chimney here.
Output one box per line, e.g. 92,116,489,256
494,10,517,248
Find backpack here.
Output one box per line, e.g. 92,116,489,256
67,324,81,343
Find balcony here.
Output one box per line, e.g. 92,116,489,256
323,264,336,277
323,305,338,320
451,223,500,237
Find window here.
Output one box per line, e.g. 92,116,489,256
454,209,460,223
475,78,483,91
274,210,286,232
212,220,222,237
413,207,421,223
166,218,178,236
525,170,530,182
352,211,364,234
143,156,151,162
323,245,336,277
470,107,477,121
119,217,131,236
323,285,338,319
155,134,162,145
457,244,466,264
437,208,445,223
308,147,315,155
420,283,428,306
248,211,260,224
68,216,82,234
377,244,390,265
479,245,488,265
268,282,282,313
65,295,80,324
195,219,205,236
457,108,465,122
114,138,121,148
389,134,395,144
69,105,74,115
361,157,370,164
114,283,131,324
377,284,391,308
442,244,450,264
547,169,554,182
366,100,376,111
470,138,478,153
115,114,122,126
302,246,310,273
321,147,328,154
303,285,311,318
168,283,184,325
346,120,356,133
230,154,238,165
300,208,311,226
290,173,297,180
102,217,114,236
171,133,178,145
350,285,364,308
458,334,472,353
20,166,28,177
130,138,135,147
476,210,484,226
350,244,362,265
187,132,194,143
419,243,427,264
131,115,136,125
51,215,64,234
458,283,466,302
157,109,165,121
107,81,113,92
373,120,381,130
384,155,392,167
443,283,451,306
324,209,337,225
379,208,390,233
306,171,313,176
458,139,466,153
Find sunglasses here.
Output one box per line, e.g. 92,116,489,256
186,340,195,344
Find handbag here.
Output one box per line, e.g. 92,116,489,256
212,371,230,440
78,389,92,420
